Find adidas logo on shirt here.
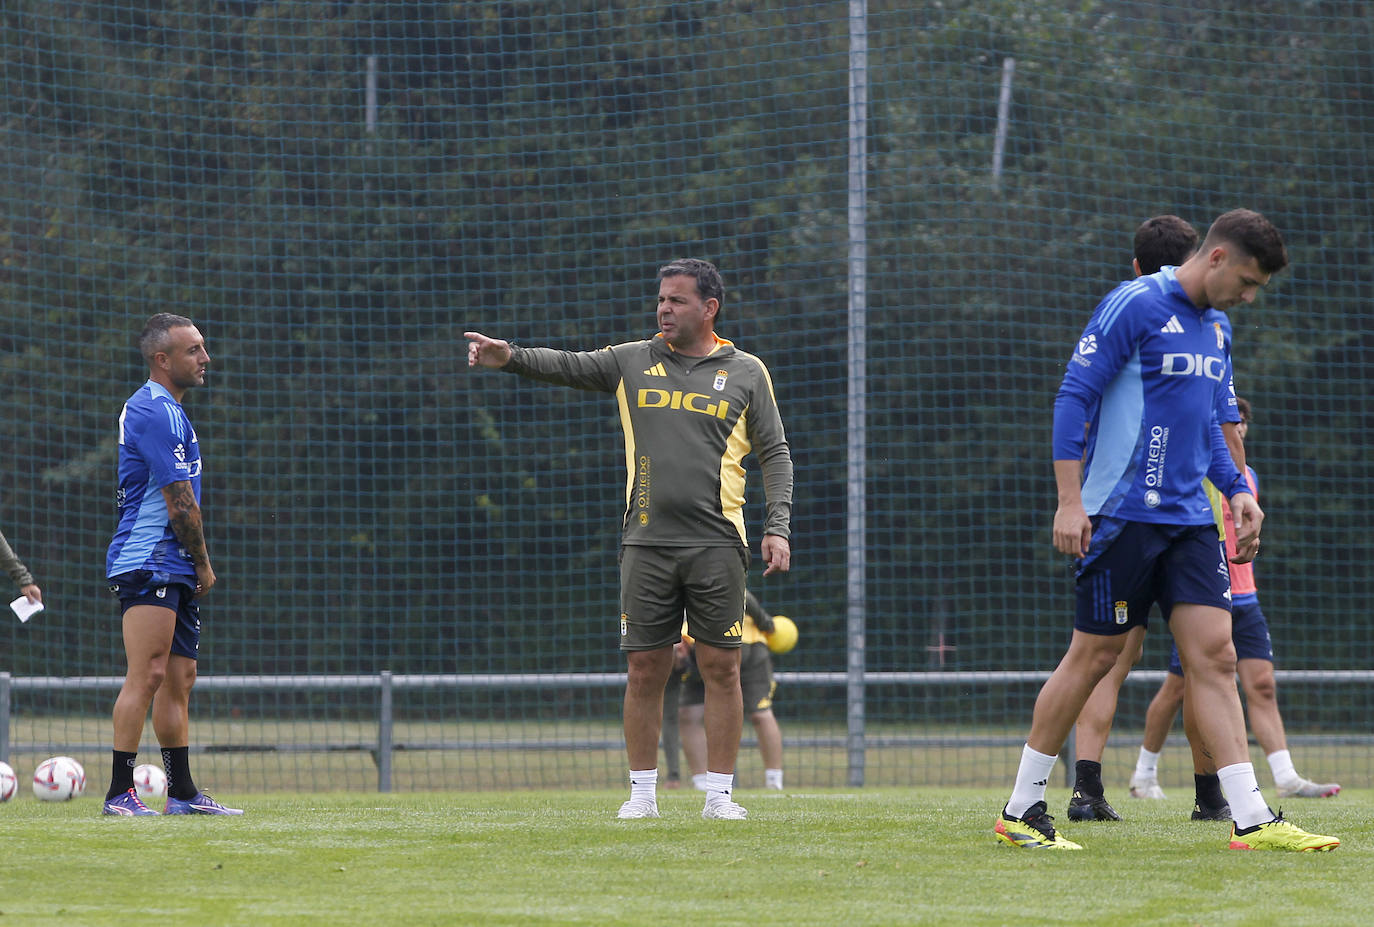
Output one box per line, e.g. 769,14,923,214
1160,315,1185,334
642,363,667,377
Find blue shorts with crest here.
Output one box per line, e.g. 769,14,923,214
1073,518,1231,635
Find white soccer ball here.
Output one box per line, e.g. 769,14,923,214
55,756,87,798
133,764,168,801
0,761,16,802
33,756,86,801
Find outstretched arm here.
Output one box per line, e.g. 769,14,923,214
465,331,513,369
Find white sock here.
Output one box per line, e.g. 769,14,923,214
1134,747,1161,780
703,771,735,806
691,773,709,791
1217,762,1272,830
629,768,658,805
1266,749,1299,789
1006,744,1057,819
764,768,783,790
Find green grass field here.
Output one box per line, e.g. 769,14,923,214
11,716,1372,793
1,788,1370,926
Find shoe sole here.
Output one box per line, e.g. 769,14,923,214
1191,808,1232,822
1067,804,1121,822
1229,838,1339,851
994,819,1081,849
165,804,244,815
1278,786,1341,799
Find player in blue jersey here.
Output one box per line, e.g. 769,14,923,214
1068,215,1244,821
995,209,1337,852
1130,397,1341,812
101,314,241,817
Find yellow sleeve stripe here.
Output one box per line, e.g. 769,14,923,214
616,381,636,512
720,408,750,547
1202,478,1225,541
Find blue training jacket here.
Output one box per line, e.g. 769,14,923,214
106,380,203,580
1053,267,1246,525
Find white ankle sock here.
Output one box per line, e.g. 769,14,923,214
1266,749,1298,788
1134,747,1161,780
1218,762,1271,830
703,771,734,805
764,768,783,790
1006,744,1057,819
629,768,658,804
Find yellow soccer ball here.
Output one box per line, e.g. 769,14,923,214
766,615,798,654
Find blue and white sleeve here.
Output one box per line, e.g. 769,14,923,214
132,402,191,489
1205,418,1246,497
1052,287,1142,460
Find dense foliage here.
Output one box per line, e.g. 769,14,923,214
1,2,1369,703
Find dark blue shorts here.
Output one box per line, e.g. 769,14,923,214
1168,596,1272,675
1074,518,1231,636
108,570,201,660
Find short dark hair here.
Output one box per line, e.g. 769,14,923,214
658,259,724,320
1134,215,1198,275
1202,209,1288,275
1236,395,1251,424
139,313,196,365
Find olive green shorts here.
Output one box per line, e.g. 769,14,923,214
619,544,747,651
680,641,776,713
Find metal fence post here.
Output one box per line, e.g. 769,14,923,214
845,0,869,789
378,670,393,793
0,672,10,764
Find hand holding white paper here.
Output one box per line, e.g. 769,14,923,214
10,596,42,623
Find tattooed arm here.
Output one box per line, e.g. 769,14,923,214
162,479,216,597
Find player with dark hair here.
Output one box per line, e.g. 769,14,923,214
103,313,242,816
466,258,793,821
1131,214,1200,279
1067,214,1215,821
995,209,1337,851
1128,397,1340,812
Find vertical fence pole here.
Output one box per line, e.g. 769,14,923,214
846,0,869,788
378,670,393,793
991,56,1016,190
0,672,10,763
365,55,378,135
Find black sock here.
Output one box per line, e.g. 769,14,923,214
1194,773,1225,807
1074,760,1104,797
162,746,198,800
107,750,137,800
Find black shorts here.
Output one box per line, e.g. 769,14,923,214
108,570,201,660
619,545,747,650
1074,518,1231,635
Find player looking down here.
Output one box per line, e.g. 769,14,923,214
995,210,1337,852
